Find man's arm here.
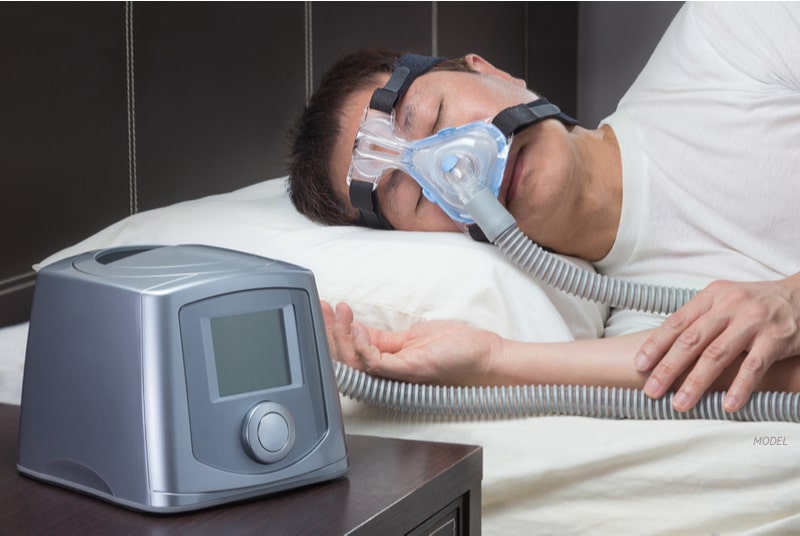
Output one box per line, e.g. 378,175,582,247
324,301,800,410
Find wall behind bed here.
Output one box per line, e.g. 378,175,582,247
0,2,680,327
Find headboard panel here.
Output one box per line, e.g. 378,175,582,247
1,2,577,327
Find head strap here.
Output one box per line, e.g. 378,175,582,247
351,53,446,229
492,97,579,137
350,180,394,229
369,54,447,114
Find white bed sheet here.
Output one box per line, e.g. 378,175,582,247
2,322,799,534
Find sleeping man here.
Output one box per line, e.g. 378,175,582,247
287,2,800,413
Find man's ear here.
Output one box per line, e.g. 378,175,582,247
464,53,527,88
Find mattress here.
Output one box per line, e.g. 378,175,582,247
2,321,798,535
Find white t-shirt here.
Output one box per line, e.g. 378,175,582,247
596,2,800,336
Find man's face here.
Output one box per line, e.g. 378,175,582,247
331,56,577,244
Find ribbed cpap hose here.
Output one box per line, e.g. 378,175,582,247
334,223,799,422
335,362,800,422
494,225,697,315
333,224,799,421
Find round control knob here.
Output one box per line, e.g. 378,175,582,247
258,412,289,452
242,402,295,464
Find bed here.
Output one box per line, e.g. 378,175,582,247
2,177,799,535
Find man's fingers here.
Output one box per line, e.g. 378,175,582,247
351,322,420,380
643,314,729,400
328,302,358,366
350,322,381,371
636,291,714,372
320,301,339,362
636,315,688,372
334,302,354,324
669,335,743,411
662,321,759,411
723,339,775,412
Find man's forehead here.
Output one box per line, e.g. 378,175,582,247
368,54,447,115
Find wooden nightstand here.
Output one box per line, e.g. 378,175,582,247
0,403,482,535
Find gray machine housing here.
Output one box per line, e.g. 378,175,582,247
18,245,349,513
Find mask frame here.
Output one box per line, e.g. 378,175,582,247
347,106,510,225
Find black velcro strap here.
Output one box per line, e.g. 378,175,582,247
369,54,446,113
349,180,393,230
492,98,579,137
369,66,411,113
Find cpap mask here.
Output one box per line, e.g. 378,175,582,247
348,107,509,228
347,53,580,239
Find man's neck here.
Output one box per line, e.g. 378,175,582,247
569,124,623,261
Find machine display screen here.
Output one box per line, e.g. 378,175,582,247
210,310,292,397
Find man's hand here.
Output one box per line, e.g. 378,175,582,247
321,301,505,385
634,275,800,412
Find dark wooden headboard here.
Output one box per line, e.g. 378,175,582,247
1,1,581,327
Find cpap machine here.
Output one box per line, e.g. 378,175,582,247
18,245,349,512
339,53,799,422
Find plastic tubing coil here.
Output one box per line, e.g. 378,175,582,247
494,225,697,314
335,362,800,422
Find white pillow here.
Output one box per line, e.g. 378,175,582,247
37,177,607,342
